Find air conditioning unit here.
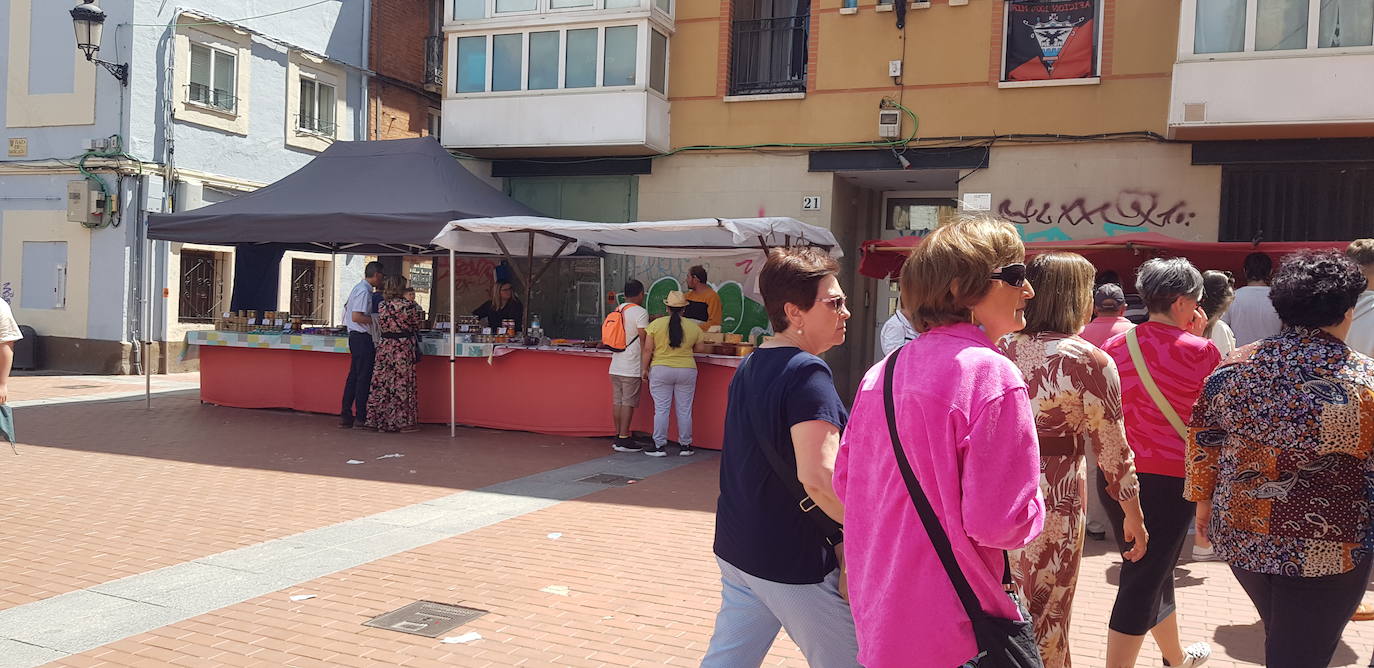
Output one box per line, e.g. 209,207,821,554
878,109,902,139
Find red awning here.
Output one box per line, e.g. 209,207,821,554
859,232,1350,287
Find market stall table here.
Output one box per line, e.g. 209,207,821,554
187,331,740,450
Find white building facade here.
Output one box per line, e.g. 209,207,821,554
0,0,369,372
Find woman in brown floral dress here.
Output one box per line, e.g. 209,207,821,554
1002,252,1148,668
367,276,423,433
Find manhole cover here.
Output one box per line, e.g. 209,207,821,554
363,601,487,638
58,384,101,390
576,473,642,486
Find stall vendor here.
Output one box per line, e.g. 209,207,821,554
683,265,723,331
474,281,524,331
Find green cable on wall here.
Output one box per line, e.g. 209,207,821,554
75,135,145,230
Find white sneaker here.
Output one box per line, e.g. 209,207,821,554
1192,544,1219,562
1168,642,1211,667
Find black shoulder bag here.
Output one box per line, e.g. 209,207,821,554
882,349,1042,668
745,355,844,548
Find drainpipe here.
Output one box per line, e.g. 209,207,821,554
360,0,372,141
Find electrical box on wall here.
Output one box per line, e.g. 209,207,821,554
878,109,902,139
66,180,109,225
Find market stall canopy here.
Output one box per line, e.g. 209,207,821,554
147,137,539,254
429,216,844,259
859,232,1348,283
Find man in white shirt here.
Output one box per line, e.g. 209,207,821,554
1223,252,1282,346
340,261,384,429
609,280,651,452
879,303,917,356
0,298,22,405
1346,239,1374,358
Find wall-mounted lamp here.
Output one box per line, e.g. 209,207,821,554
71,1,128,85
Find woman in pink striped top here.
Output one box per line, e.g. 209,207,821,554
835,216,1046,667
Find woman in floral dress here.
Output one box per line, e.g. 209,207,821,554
1002,252,1148,668
367,276,423,433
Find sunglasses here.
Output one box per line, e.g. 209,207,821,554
990,263,1028,287
816,296,847,312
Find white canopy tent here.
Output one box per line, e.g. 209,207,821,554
428,216,843,436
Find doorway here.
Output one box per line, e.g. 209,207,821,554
873,195,957,359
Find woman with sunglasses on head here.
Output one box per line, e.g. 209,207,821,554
1001,252,1147,668
1098,257,1217,668
835,215,1045,668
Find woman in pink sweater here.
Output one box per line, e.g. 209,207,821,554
835,216,1046,667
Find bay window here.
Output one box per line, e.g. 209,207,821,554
453,0,668,20
453,23,665,94
1189,0,1374,55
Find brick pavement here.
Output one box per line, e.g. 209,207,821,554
5,374,1374,666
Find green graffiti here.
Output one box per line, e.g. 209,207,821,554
626,277,771,337
717,281,770,336
646,277,680,318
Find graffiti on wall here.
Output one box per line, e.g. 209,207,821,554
997,191,1197,232
622,253,773,340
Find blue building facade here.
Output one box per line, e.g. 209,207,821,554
0,0,369,372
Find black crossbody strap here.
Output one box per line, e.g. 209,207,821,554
743,354,844,547
883,348,1008,622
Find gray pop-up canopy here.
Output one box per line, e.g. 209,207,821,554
147,137,538,254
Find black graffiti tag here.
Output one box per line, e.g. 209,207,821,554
996,191,1196,228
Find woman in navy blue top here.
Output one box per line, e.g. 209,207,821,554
701,247,860,668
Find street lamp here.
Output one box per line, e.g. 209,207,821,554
70,1,128,85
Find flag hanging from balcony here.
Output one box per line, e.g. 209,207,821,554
1004,0,1098,81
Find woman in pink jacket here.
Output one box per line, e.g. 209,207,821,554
835,215,1046,667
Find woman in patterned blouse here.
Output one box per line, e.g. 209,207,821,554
1186,250,1374,667
1002,252,1147,668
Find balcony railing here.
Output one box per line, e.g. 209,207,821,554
296,114,338,137
187,82,237,114
425,35,444,89
728,14,809,96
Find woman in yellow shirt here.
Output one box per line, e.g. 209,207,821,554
642,291,704,457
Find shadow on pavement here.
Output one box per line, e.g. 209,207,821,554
1214,620,1362,667
1100,564,1206,589
14,394,719,513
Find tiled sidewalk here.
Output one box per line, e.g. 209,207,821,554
4,374,1374,666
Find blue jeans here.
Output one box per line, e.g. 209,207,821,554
701,556,860,668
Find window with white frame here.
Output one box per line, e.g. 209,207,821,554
453,0,662,20
1193,0,1374,55
454,24,663,94
298,77,337,136
189,43,237,113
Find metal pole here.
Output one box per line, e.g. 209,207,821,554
524,232,534,337
599,256,606,320
449,247,456,439
329,250,337,326
145,230,152,409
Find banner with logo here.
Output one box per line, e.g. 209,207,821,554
1004,0,1097,81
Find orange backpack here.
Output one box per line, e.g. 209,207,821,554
602,303,636,352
